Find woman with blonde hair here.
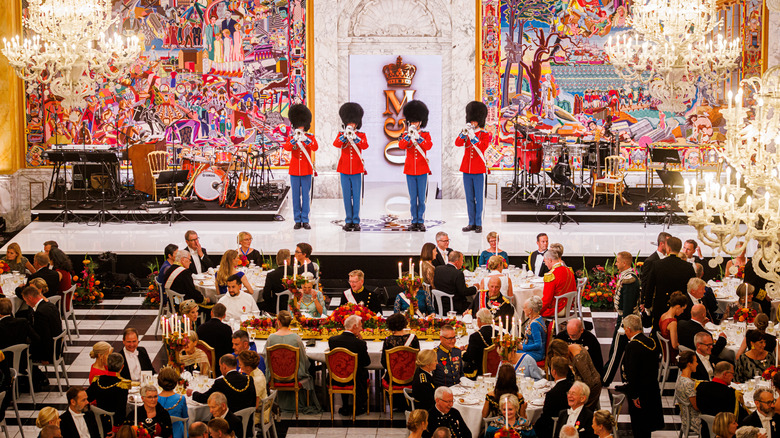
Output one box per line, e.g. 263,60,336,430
2,242,35,273
592,409,617,438
479,255,513,298
178,331,210,375
406,409,428,438
88,341,114,383
237,231,262,266
35,406,60,428
478,231,508,266
412,349,437,411
179,300,200,329
215,249,253,296
713,412,738,438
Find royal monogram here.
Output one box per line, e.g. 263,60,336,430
382,56,417,87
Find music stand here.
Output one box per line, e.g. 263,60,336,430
656,169,686,229
644,147,681,226
156,169,190,225
546,166,579,228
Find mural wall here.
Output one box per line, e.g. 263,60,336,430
479,0,754,171
23,0,309,168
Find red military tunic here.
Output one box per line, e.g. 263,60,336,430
398,131,432,175
455,130,491,174
282,133,318,176
541,262,577,318
333,132,368,175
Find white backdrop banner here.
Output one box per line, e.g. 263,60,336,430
349,54,442,185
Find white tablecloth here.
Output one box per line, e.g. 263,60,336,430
193,267,267,303
463,269,545,321
710,278,780,319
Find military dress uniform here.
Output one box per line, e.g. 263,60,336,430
283,133,318,226
433,345,463,387
333,131,368,228
468,291,514,327
541,262,577,318
424,407,472,438
399,131,432,228
604,267,641,384
412,367,436,410
455,129,491,229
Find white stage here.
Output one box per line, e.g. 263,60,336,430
4,183,701,257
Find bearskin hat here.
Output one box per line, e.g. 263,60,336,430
288,104,312,131
402,100,429,128
339,102,364,130
466,101,488,128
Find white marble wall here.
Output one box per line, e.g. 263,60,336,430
0,168,51,231
312,0,476,198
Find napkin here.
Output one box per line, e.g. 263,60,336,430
460,377,475,387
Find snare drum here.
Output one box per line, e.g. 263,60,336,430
214,150,233,164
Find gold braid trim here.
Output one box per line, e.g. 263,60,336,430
630,336,657,351
163,395,183,411
96,377,132,390
223,376,251,393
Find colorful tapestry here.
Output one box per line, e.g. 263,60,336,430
481,0,751,171
24,0,309,168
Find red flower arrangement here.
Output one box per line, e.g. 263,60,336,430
493,335,522,360
493,428,521,438
0,260,9,274
397,275,423,315
763,365,780,381
578,261,617,310
73,255,104,306
736,264,745,279
143,260,161,308
325,303,384,329
112,425,151,438
734,307,758,323
239,254,250,267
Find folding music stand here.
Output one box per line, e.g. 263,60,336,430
656,169,686,229
645,147,682,226
546,166,579,229
156,170,190,225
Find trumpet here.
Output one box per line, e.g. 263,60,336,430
462,124,475,137
293,128,306,143
408,124,420,141
343,125,357,141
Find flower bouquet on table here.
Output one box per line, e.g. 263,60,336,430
493,334,522,361
396,275,423,316
283,272,314,301
73,255,104,306
142,260,161,308
239,254,250,267
0,260,9,274
578,260,617,310
762,365,780,381
112,425,151,438
324,302,384,329
734,307,757,323
409,315,466,338
493,427,521,438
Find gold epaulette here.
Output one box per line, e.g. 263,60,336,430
543,272,555,283
420,373,427,382
117,378,133,390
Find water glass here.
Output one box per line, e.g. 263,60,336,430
447,311,457,320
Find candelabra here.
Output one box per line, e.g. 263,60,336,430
679,66,780,298
1,0,141,109
604,0,740,112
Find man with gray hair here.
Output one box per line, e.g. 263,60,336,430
621,314,664,438
163,249,210,304
86,352,129,428
553,381,593,438
207,392,243,438
540,249,576,319
328,314,370,416
555,318,604,377
696,361,749,422
462,308,494,378
433,250,477,313
433,232,453,267
433,325,463,387
431,427,452,438
184,230,214,274
188,422,209,438
742,387,780,436
424,386,471,438
692,331,716,381
558,425,579,438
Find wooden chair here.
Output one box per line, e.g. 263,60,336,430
382,346,418,421
148,150,177,201
592,155,627,209
195,340,216,378
481,344,501,377
325,348,367,421
266,344,309,420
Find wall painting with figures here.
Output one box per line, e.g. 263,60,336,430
23,0,310,171
479,0,762,172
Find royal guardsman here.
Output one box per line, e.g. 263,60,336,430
455,101,491,234
399,100,432,231
425,387,472,438
433,325,463,387
540,249,577,319
333,102,368,231
283,104,318,230
604,251,642,385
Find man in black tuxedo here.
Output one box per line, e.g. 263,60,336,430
261,249,291,314
643,237,695,330
432,232,453,267
207,392,245,438
164,250,210,305
680,277,720,323
328,314,371,416
60,386,101,438
696,361,749,422
184,230,215,274
118,327,155,382
683,239,704,266
22,285,63,388
693,264,723,323
423,387,471,438
678,304,728,361
0,297,38,418
527,233,550,277
534,357,574,438
191,354,256,413
620,315,664,438
691,332,717,381
553,381,595,438
742,388,780,437
86,353,129,430
433,251,477,313
555,319,604,377
197,303,233,373
640,232,670,314
462,308,494,378
16,252,60,299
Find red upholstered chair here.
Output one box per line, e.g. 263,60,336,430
195,340,216,378
537,319,555,370
325,348,368,421
382,346,418,420
266,344,310,419
482,344,501,376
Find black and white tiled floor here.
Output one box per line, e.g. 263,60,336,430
6,297,683,438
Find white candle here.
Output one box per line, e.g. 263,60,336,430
419,261,423,279
495,234,499,256
284,260,288,277
398,262,402,279
410,264,414,280
293,259,298,280
409,258,413,278
304,261,308,274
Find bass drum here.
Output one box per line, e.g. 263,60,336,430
193,170,225,201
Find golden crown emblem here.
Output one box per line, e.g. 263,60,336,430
383,56,417,88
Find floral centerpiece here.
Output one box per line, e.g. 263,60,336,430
162,331,188,372
238,254,250,267
734,307,757,323
396,275,423,316
73,255,104,306
112,425,151,438
282,275,311,302
0,260,10,274
493,428,521,438
493,334,522,361
143,259,161,308
577,259,617,310
762,365,780,381
324,302,384,329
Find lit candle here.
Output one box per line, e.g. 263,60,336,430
409,258,413,278
410,264,414,280
284,260,288,277
398,262,403,279
495,234,499,256
419,260,423,279
304,261,308,274
293,259,298,280
505,399,509,429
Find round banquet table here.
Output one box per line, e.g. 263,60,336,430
709,278,780,320
128,376,215,425
463,268,545,318
193,266,267,303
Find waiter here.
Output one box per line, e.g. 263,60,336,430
399,100,432,231
455,101,491,234
333,102,368,232
283,104,318,230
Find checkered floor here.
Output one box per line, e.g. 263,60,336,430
4,297,684,438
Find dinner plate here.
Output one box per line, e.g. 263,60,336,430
520,284,533,289
457,398,481,405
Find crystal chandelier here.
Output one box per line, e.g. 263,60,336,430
679,66,780,298
604,0,740,112
1,0,141,109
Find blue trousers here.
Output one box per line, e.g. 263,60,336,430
406,174,427,224
340,173,362,224
463,173,485,226
290,174,312,223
